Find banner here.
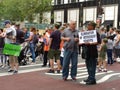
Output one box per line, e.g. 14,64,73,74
3,43,21,56
79,30,97,44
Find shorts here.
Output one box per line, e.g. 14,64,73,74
48,49,60,60
9,56,18,63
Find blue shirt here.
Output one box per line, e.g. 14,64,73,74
24,31,30,40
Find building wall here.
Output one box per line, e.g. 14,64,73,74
42,12,51,24
102,4,118,27
68,9,79,28
83,7,97,23
51,0,119,28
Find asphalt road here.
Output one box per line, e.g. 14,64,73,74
0,55,120,90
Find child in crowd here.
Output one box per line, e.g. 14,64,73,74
98,38,108,72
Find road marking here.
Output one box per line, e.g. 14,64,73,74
0,62,85,77
69,71,113,79
80,72,120,84
97,73,120,83
20,62,85,68
0,67,48,77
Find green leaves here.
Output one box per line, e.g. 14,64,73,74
0,0,52,23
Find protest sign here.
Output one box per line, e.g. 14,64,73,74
3,43,21,56
79,30,97,44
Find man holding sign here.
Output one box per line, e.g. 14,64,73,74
3,20,19,74
80,21,101,85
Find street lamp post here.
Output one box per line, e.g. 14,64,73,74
97,0,104,27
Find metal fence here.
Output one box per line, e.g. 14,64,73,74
0,22,50,30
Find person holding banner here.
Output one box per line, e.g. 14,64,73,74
61,21,79,81
81,21,101,85
4,20,19,74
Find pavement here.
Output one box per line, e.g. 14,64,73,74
0,55,120,90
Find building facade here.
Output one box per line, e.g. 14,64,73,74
44,0,120,29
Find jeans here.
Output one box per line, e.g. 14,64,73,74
107,49,113,64
62,50,78,78
85,58,97,81
29,43,35,62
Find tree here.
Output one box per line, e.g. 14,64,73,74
0,0,52,23
35,0,53,23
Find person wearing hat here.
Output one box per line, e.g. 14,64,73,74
4,20,19,74
82,21,101,85
4,20,16,44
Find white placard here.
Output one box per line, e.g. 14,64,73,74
79,30,97,44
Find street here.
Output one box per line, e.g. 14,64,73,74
0,55,120,90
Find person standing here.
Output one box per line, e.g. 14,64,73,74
25,27,38,64
4,20,19,74
42,31,50,67
82,21,101,85
61,21,79,81
15,24,24,44
0,28,6,68
47,23,61,73
98,38,108,72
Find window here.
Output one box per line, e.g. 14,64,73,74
57,0,61,4
64,0,68,4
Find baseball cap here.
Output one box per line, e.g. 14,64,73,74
88,21,96,27
4,20,11,25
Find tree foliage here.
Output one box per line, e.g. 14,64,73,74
0,0,52,23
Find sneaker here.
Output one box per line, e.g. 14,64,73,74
0,64,3,67
41,65,47,67
8,69,14,72
31,62,36,65
72,77,77,81
47,69,54,73
83,79,89,82
103,69,107,72
57,70,60,73
86,80,96,85
63,77,67,81
1,65,6,69
13,70,18,74
98,68,102,72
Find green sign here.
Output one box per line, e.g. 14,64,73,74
3,44,21,56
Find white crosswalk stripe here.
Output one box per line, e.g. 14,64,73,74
0,62,85,77
1,62,120,84
45,66,120,84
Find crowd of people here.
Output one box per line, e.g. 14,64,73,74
0,20,120,85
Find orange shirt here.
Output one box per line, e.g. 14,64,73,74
43,33,50,51
60,40,64,50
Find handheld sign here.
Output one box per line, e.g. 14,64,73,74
3,43,21,56
79,30,97,44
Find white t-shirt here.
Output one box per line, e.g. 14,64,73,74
5,27,16,44
29,32,34,43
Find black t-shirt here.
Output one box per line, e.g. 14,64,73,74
0,37,5,48
50,30,61,50
16,29,24,44
86,32,101,59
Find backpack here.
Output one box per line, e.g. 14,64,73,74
33,34,38,44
